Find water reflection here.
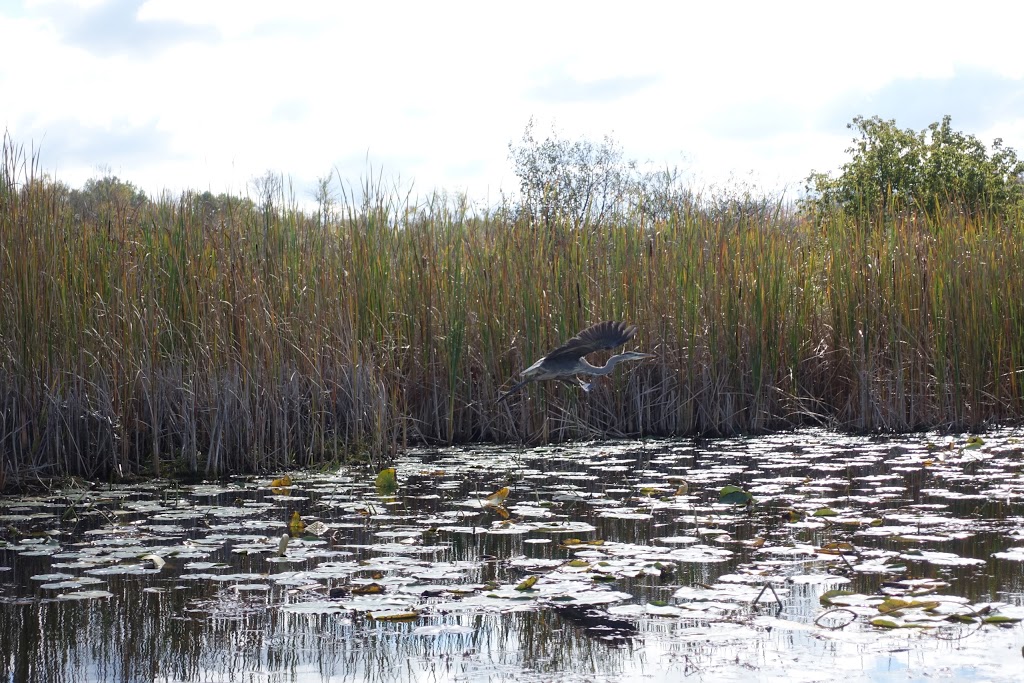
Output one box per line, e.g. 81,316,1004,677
1,429,1023,682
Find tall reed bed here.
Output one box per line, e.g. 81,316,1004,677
1,138,1022,487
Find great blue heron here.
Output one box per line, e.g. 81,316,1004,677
497,321,653,403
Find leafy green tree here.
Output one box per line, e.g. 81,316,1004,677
69,173,149,221
918,116,1024,217
805,115,1024,222
185,190,256,230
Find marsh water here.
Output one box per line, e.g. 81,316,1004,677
2,429,1023,682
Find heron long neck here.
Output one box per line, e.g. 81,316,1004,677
579,355,626,376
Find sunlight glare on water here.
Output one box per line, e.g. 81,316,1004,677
1,428,1023,682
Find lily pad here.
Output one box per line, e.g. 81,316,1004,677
57,590,114,601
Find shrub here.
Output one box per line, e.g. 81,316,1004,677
805,115,1024,223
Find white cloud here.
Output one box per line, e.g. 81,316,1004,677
3,0,1023,203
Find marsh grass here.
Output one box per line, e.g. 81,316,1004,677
1,138,1023,486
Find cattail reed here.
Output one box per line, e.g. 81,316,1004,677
1,137,1022,487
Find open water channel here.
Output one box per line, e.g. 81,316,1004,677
2,429,1023,682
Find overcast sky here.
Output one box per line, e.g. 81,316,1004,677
3,0,1023,206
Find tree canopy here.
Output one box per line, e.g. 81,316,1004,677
508,118,636,228
805,115,1024,222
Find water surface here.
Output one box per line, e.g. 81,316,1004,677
2,429,1023,682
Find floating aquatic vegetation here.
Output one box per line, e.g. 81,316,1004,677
1,430,1023,681
412,623,475,636
993,547,1024,561
280,600,349,615
56,590,114,601
898,550,987,567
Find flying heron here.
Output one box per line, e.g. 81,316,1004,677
497,321,653,403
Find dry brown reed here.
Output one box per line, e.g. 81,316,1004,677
1,138,1022,487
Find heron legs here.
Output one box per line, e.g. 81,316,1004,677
559,377,592,392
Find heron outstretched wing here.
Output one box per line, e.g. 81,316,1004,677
543,321,638,363
496,321,646,404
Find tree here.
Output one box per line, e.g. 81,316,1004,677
312,171,336,229
630,165,696,223
184,190,255,230
805,115,1024,222
918,116,1024,217
508,119,636,227
249,170,283,217
69,173,149,222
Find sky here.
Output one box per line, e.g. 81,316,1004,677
2,0,1024,207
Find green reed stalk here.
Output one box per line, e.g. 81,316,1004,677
2,136,1024,487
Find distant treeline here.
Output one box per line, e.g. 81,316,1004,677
1,117,1023,489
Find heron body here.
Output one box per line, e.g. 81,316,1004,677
497,321,653,403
